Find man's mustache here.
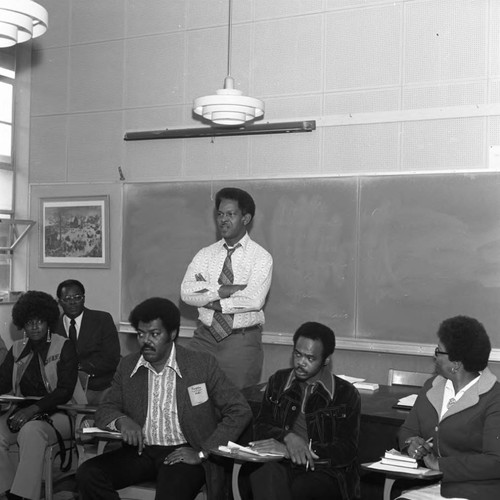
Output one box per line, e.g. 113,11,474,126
141,345,156,353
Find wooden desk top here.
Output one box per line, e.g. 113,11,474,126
361,461,443,481
359,385,416,425
242,382,417,425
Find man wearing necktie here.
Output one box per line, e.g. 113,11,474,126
181,187,273,388
55,279,121,404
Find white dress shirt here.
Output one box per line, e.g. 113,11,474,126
181,232,273,330
63,312,83,339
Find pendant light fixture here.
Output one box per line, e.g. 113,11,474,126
0,0,48,48
193,0,264,126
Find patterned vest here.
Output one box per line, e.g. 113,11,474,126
11,334,87,404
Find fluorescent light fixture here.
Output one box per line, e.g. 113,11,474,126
124,121,316,141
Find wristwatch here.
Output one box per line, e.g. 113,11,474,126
198,450,209,461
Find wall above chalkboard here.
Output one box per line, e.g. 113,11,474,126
122,174,500,352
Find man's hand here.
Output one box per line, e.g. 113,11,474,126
116,416,144,455
283,433,319,469
218,284,247,298
249,438,288,458
164,446,202,465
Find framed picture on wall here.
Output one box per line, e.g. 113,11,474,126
39,195,110,268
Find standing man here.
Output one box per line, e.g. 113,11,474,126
181,187,273,389
56,279,121,404
76,297,252,500
248,322,360,500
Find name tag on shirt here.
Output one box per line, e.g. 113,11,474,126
188,383,208,406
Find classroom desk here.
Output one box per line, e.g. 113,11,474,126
241,383,417,463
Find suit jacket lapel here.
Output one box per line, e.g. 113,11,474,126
175,348,188,425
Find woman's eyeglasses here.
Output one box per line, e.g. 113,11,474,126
435,347,449,356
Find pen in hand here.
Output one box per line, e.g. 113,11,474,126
417,436,433,452
305,439,312,471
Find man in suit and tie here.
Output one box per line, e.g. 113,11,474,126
76,297,252,500
56,279,120,404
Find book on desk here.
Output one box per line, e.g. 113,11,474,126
380,449,418,469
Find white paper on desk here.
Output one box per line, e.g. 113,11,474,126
397,394,418,407
220,441,284,457
337,375,365,384
81,427,121,437
367,460,436,476
0,394,41,401
353,382,379,391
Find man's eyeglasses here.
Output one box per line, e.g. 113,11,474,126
60,294,84,304
435,347,449,356
25,319,45,329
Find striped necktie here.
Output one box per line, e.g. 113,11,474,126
209,244,240,342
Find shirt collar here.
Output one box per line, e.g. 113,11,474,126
64,311,83,328
218,232,249,251
285,366,334,399
131,343,182,378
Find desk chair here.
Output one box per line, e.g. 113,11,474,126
387,369,431,387
8,371,90,500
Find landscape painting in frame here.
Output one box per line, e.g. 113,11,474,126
39,196,110,268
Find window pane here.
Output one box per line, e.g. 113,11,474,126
0,82,13,122
0,169,13,211
0,123,11,158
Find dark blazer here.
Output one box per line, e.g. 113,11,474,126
96,344,252,499
56,307,120,391
398,368,500,500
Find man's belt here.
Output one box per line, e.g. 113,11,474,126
231,324,262,335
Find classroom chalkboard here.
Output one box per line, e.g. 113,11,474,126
122,174,500,347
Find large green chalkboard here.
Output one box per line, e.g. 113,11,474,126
122,174,500,347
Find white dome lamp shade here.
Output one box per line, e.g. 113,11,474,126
0,0,48,48
193,0,264,127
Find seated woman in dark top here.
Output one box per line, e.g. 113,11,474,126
396,316,500,500
0,291,85,500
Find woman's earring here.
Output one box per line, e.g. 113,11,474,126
46,328,52,343
22,330,27,345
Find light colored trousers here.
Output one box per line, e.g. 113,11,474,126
0,409,71,500
188,324,263,389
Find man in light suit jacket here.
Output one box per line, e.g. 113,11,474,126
76,297,252,500
56,279,120,404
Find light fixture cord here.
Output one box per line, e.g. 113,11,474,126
226,0,233,78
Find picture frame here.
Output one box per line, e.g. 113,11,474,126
39,195,110,268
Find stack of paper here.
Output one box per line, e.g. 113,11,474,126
337,375,365,384
337,376,379,391
218,441,285,457
81,427,121,437
380,449,418,469
353,381,379,391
